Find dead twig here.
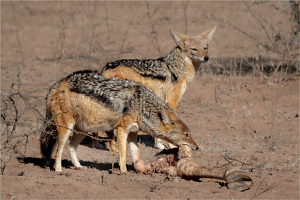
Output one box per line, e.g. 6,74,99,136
182,1,189,35
251,174,277,199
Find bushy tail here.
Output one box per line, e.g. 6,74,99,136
40,119,57,167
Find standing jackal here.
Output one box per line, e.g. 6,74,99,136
40,70,198,173
100,27,216,149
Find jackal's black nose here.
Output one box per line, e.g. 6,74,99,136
204,56,209,61
196,146,199,150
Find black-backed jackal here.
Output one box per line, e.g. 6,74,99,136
99,27,216,149
40,70,198,173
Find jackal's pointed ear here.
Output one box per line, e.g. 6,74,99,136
160,106,176,125
169,29,188,47
200,26,216,43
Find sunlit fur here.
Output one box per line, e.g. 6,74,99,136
100,27,216,149
40,70,198,173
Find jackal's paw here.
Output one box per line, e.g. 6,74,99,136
75,166,88,170
110,146,118,153
225,168,253,191
54,164,62,172
120,170,127,175
55,168,62,172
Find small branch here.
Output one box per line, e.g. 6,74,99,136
119,3,139,55
0,129,39,152
223,156,236,167
1,119,40,129
242,57,268,80
10,2,27,68
290,1,300,33
182,1,189,35
145,1,162,55
53,124,112,142
60,1,67,59
251,175,277,199
215,85,217,103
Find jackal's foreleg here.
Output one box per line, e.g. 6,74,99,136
117,126,128,174
68,132,86,170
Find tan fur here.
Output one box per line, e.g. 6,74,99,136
99,27,216,149
41,71,198,173
48,81,121,171
101,26,218,112
164,78,187,115
92,131,117,152
102,66,170,101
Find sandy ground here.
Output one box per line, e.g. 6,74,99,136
1,1,299,199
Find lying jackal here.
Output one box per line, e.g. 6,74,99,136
100,27,216,149
40,70,198,173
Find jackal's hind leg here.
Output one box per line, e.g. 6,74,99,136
107,130,118,152
54,124,74,172
92,132,99,149
68,132,86,170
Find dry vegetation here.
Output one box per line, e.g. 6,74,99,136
1,1,299,199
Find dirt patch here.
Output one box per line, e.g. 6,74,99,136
1,1,299,199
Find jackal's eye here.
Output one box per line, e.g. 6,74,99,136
184,133,189,138
204,47,208,51
191,48,198,52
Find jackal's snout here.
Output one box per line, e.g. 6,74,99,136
204,56,209,61
188,137,199,150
